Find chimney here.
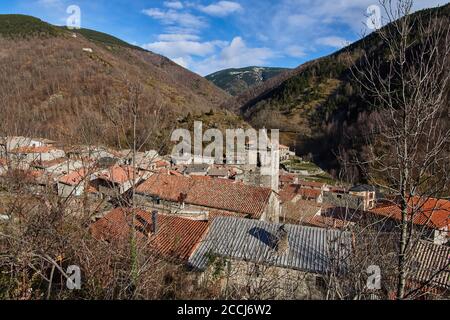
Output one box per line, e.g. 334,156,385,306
275,225,289,254
151,210,158,234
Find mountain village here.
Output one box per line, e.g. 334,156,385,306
0,135,448,299
0,0,449,303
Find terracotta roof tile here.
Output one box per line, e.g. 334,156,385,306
155,160,170,168
96,165,140,184
136,174,273,218
279,174,296,183
32,157,67,169
370,196,450,229
301,215,352,230
282,199,322,222
90,208,209,262
279,184,321,202
58,169,89,186
10,146,57,153
297,180,325,189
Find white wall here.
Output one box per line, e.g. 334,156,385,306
57,182,84,198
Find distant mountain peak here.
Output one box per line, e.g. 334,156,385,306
205,66,290,96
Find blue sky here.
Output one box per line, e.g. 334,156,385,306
0,0,446,75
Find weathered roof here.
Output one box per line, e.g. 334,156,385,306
281,199,323,222
279,184,321,202
297,180,326,189
9,146,60,154
208,168,229,177
279,174,296,183
184,163,210,174
409,240,450,290
300,215,353,230
189,216,352,273
370,196,450,229
91,208,209,262
32,157,67,169
155,160,170,168
136,174,273,219
96,165,140,184
58,168,89,186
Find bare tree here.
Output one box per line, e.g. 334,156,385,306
349,0,450,299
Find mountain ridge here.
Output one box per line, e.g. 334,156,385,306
222,3,450,173
206,66,290,96
0,14,236,153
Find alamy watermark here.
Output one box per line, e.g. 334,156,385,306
366,5,382,30
66,5,81,30
66,265,81,290
171,121,280,177
366,265,381,290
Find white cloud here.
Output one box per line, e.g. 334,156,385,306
38,0,62,5
192,37,275,76
157,33,200,41
171,56,190,68
286,14,317,28
197,1,243,17
285,45,306,58
37,0,64,8
316,36,350,48
142,8,206,29
164,1,184,10
143,40,218,58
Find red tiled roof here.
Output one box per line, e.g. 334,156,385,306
297,180,325,189
136,174,273,218
0,158,7,166
370,196,450,229
10,146,57,153
301,215,352,230
279,174,296,183
155,160,170,168
58,169,88,186
208,210,246,220
86,184,99,194
279,184,321,202
97,165,140,184
169,170,183,176
330,186,347,193
27,170,44,179
281,199,322,223
90,208,209,262
32,157,67,168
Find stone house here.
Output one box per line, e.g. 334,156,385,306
57,168,91,197
369,196,449,245
8,146,65,169
349,184,377,210
93,165,144,200
188,216,352,299
135,173,280,223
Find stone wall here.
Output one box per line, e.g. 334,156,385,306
199,257,324,299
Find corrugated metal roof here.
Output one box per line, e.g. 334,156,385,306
409,240,450,289
189,216,352,274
